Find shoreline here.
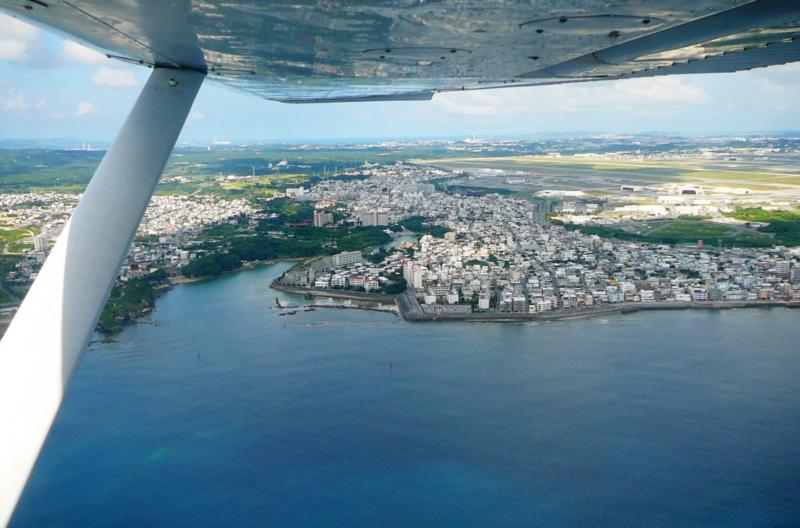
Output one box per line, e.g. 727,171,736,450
169,258,305,285
95,259,305,335
268,283,800,323
396,290,800,322
5,261,796,342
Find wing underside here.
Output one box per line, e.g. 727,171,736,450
1,0,799,102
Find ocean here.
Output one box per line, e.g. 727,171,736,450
11,262,800,527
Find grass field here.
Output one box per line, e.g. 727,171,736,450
416,155,800,188
644,220,735,238
562,218,776,247
727,207,800,245
0,226,37,253
219,173,310,196
679,170,800,185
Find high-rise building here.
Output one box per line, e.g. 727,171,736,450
412,272,424,290
403,261,414,282
314,210,333,227
376,210,389,226
33,234,48,253
775,260,790,276
332,250,362,267
360,209,389,227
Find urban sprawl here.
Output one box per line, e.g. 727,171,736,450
3,162,800,322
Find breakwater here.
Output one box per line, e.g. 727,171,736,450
270,282,398,303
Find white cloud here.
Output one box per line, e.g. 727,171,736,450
0,14,40,61
75,101,100,117
0,78,45,114
61,40,108,65
0,88,48,115
568,77,710,109
434,91,518,116
0,14,111,68
91,67,138,88
189,110,205,120
746,63,800,112
433,77,711,116
1,94,31,113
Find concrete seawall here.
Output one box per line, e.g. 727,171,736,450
271,283,799,323
270,282,398,303
397,290,799,323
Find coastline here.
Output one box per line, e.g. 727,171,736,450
6,261,796,341
97,259,306,335
269,282,800,323
169,258,305,285
396,291,800,322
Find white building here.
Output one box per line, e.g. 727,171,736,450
332,250,362,267
360,209,389,226
33,234,48,253
691,288,708,301
412,269,424,289
608,290,624,303
285,187,306,198
403,261,414,282
775,261,790,275
640,290,656,302
478,296,490,310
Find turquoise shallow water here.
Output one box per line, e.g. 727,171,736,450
12,263,800,527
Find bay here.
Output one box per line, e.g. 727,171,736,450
12,263,800,527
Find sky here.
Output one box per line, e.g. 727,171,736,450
1,12,799,144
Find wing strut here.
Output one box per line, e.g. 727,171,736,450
0,67,205,526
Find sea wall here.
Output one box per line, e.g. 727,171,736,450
271,282,799,323
270,282,398,303
396,290,800,323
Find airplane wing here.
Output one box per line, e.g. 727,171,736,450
1,0,799,103
1,1,800,525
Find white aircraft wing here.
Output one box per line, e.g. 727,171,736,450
1,0,799,102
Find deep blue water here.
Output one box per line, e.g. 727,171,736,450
12,263,800,527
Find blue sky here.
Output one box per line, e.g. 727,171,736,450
1,12,799,143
